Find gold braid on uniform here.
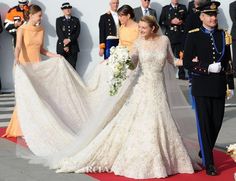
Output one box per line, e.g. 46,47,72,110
188,28,200,33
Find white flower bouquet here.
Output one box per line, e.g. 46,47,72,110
107,46,133,96
226,144,236,162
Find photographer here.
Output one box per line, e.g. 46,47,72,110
4,0,29,47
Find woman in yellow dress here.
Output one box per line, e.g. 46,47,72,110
118,5,139,51
2,4,60,138
100,5,139,64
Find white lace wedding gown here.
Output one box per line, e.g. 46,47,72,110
54,35,194,178
15,35,196,179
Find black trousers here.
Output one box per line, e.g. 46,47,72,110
171,43,186,79
60,52,78,69
194,96,225,167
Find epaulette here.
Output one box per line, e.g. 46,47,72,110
188,28,200,33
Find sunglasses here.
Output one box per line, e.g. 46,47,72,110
144,0,151,2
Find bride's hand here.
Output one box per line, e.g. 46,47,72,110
54,54,63,58
14,60,20,66
100,59,107,64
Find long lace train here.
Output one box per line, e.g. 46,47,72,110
15,37,200,179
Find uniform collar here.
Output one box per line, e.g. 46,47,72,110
171,3,178,9
64,15,71,20
200,26,216,34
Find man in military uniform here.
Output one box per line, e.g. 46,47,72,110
98,0,119,59
133,0,157,22
183,1,234,176
159,0,187,80
182,0,210,109
229,1,236,77
56,2,81,69
187,0,196,15
4,0,29,47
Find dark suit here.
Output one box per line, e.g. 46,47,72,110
230,1,236,75
133,7,157,22
183,27,234,167
159,3,187,79
187,0,195,15
99,12,118,58
56,16,80,69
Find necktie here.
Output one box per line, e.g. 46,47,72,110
144,9,148,15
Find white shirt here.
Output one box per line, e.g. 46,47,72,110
110,10,119,26
141,6,150,16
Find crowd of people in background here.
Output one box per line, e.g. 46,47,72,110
0,0,235,87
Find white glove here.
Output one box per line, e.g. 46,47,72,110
208,62,222,73
227,89,234,100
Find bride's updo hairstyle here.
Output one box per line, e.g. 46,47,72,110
29,4,42,15
140,15,159,34
117,5,135,19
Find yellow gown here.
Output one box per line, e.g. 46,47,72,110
119,25,139,51
3,24,44,138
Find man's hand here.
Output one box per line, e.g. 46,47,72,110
63,39,71,46
227,89,234,100
64,47,69,53
177,19,183,25
14,20,22,28
208,62,221,73
99,49,104,57
192,56,199,62
171,18,181,25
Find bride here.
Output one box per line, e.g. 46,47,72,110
14,6,199,180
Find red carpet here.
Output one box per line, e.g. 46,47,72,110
0,127,27,147
0,127,235,181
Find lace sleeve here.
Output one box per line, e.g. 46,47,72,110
166,37,175,65
129,40,139,69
